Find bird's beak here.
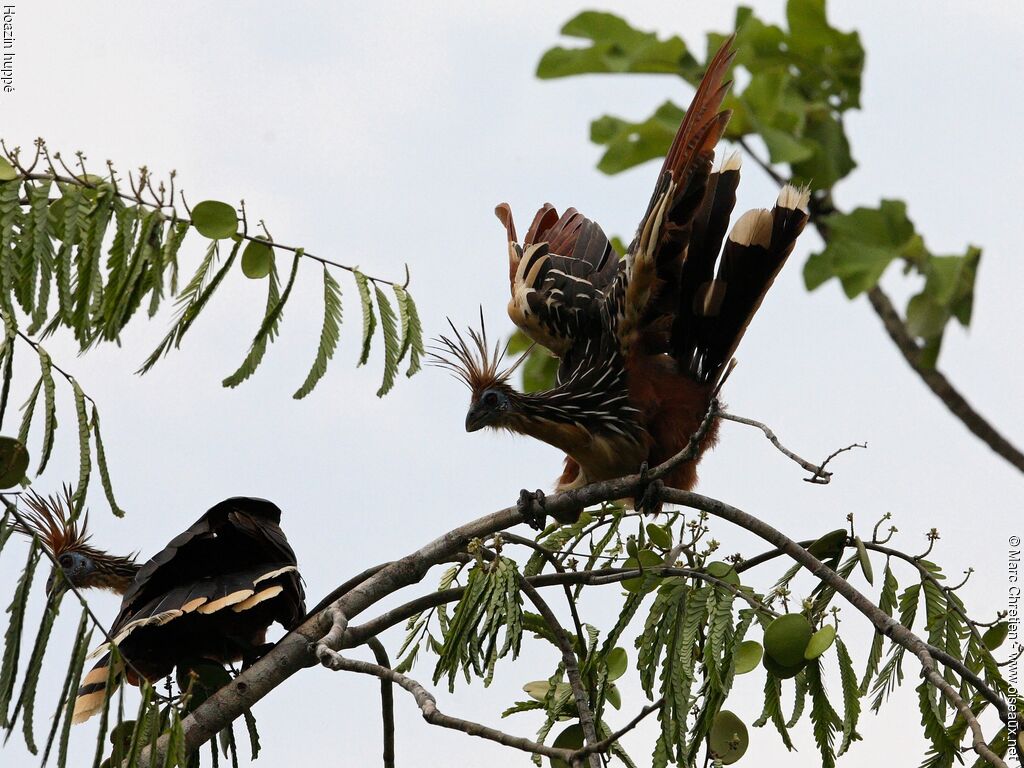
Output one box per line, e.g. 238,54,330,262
465,405,489,433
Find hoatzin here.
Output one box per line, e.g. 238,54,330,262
435,38,810,526
12,490,304,723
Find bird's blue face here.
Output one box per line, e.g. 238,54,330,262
46,550,95,597
466,387,512,432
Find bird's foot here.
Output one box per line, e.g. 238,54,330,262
518,488,548,531
635,462,665,516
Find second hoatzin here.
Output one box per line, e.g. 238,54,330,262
13,490,304,723
435,38,810,525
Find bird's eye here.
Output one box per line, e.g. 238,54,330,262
58,554,74,569
482,391,499,407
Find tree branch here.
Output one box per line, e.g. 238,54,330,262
365,638,396,768
735,139,1024,476
517,578,601,768
719,411,865,483
659,487,1007,767
314,649,574,762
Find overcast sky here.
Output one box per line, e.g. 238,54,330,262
2,1,1022,766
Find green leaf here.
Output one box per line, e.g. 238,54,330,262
835,637,862,755
537,12,699,80
242,709,260,761
190,200,237,240
805,200,917,297
590,101,684,175
222,253,298,388
854,536,874,585
622,549,662,593
374,285,400,397
240,239,274,279
45,611,90,767
402,289,424,377
12,591,63,752
806,659,842,768
353,270,376,367
549,722,584,768
293,266,343,399
36,347,57,475
70,380,90,505
645,523,672,550
0,543,39,726
91,405,124,517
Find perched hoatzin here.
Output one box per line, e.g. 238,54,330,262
435,38,810,525
12,490,304,723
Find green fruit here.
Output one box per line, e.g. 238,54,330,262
807,529,847,559
855,536,874,584
764,613,813,667
549,723,584,768
705,560,741,587
241,239,274,279
191,200,238,239
0,156,17,181
762,653,806,679
709,710,749,764
804,625,837,660
0,436,29,488
982,622,1009,650
734,641,763,675
606,647,627,681
646,522,672,549
623,550,662,593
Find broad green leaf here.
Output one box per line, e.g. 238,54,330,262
549,722,584,768
191,200,237,240
645,522,672,550
590,101,684,175
805,200,917,296
537,12,699,80
622,549,662,593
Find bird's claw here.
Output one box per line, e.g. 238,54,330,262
518,488,548,531
636,462,664,516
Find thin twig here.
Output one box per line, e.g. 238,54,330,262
315,649,574,762
719,411,865,483
517,578,601,768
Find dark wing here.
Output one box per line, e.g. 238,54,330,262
114,497,304,635
496,202,618,357
608,37,809,387
611,37,736,359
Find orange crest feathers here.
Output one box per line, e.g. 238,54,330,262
11,486,91,558
429,310,531,395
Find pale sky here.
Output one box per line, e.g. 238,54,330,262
2,2,1022,766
